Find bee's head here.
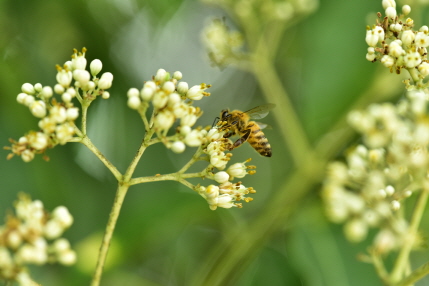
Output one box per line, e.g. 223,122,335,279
220,109,231,120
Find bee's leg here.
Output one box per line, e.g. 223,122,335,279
230,129,251,150
223,130,235,138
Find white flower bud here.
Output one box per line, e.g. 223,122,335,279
44,220,63,239
66,107,79,120
418,62,429,77
23,95,35,107
401,30,415,46
102,91,110,99
415,31,429,47
7,230,22,249
128,96,141,109
344,219,368,242
53,206,73,228
58,249,77,265
17,93,28,104
34,83,42,92
385,7,397,19
141,87,155,101
22,83,35,95
227,163,247,178
62,92,72,103
28,132,49,150
388,40,404,57
177,82,189,94
404,51,422,68
155,69,168,82
381,55,395,67
185,130,203,147
54,83,65,94
173,71,182,80
152,92,168,109
154,110,175,130
163,81,175,93
144,81,157,90
391,200,401,210
187,85,205,100
90,59,102,76
30,100,47,118
171,141,186,153
214,171,230,183
366,53,376,61
365,29,379,47
180,125,191,135
41,86,53,99
382,0,396,9
127,88,140,98
402,5,411,15
21,149,35,162
98,72,113,89
56,69,73,87
181,114,198,127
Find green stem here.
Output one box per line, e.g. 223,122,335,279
395,260,429,286
80,136,122,181
130,172,204,186
370,249,390,283
81,100,91,135
390,188,429,282
90,183,129,286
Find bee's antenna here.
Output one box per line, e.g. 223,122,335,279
212,117,220,128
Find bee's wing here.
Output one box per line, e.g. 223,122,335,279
254,122,272,130
244,103,276,119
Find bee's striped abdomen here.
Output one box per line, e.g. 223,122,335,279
248,122,272,157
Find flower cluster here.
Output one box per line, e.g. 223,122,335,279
6,48,113,162
0,193,76,285
365,0,429,86
198,182,256,210
127,69,211,153
322,88,429,252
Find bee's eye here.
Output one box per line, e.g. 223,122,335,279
221,110,229,119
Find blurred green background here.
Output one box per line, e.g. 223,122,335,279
1,0,428,285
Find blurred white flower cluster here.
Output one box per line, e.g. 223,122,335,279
202,0,318,68
365,0,429,85
127,69,211,153
322,88,429,253
0,193,75,285
6,48,112,162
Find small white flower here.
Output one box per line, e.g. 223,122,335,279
22,83,35,95
385,7,397,19
181,114,198,127
44,220,64,239
154,110,175,131
415,31,429,47
227,162,247,178
365,29,379,47
127,96,141,110
177,82,189,94
388,40,404,57
344,219,368,242
56,123,75,144
163,81,175,93
17,93,28,104
214,171,230,183
171,141,186,153
73,70,90,87
28,132,49,150
72,54,87,71
53,206,74,228
62,92,72,103
381,55,395,67
155,68,168,82
173,103,189,118
98,72,113,89
90,59,102,76
127,88,140,98
185,130,203,147
187,85,205,100
210,152,228,169
141,86,155,101
7,230,22,249
21,149,35,162
54,83,65,94
401,30,415,46
66,107,79,120
404,51,422,68
366,53,376,61
152,92,168,109
30,100,47,118
168,92,181,107
41,86,53,99
56,69,73,87
102,91,110,99
58,249,77,265
50,106,67,123
402,5,411,15
23,95,35,107
382,0,396,9
173,71,183,80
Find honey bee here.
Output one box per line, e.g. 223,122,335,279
218,103,275,157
